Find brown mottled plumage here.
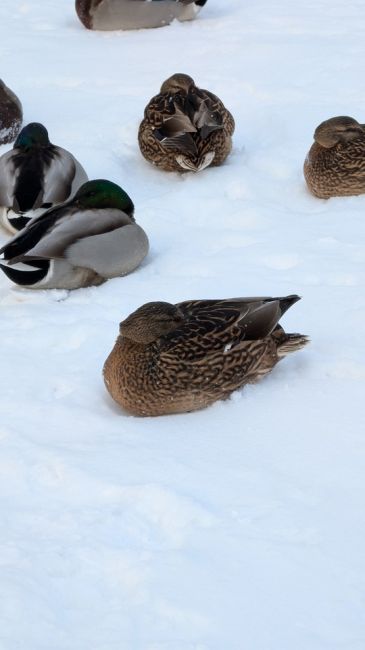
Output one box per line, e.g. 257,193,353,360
138,73,235,173
0,80,22,145
304,116,365,198
103,296,308,417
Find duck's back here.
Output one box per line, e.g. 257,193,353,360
0,146,87,212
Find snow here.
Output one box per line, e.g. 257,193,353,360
1,1,365,648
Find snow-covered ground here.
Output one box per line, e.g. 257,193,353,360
1,1,365,648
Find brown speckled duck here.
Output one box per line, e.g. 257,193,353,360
0,79,22,145
103,295,308,417
138,73,235,172
75,0,207,31
304,116,365,198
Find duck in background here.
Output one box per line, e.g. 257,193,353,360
0,79,22,145
75,0,207,31
0,179,149,290
103,295,308,416
304,116,365,198
138,73,235,173
0,122,88,234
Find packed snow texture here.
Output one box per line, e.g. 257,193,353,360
1,1,365,649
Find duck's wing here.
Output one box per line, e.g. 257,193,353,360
85,0,182,30
0,202,77,261
161,296,300,356
195,89,235,137
65,222,149,278
0,204,131,263
153,102,198,155
41,147,88,205
0,151,18,206
0,146,87,215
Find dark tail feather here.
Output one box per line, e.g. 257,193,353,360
277,294,301,316
0,260,48,286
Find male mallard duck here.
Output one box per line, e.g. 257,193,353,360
0,79,22,145
103,296,308,416
304,116,365,198
0,179,149,290
0,122,88,234
75,0,207,30
138,73,235,172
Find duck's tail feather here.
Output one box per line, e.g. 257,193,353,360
277,333,310,357
0,259,49,286
277,294,301,316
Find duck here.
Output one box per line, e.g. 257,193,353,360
75,0,207,31
0,179,149,290
138,73,235,172
103,295,308,416
304,116,365,198
0,122,88,234
0,79,22,146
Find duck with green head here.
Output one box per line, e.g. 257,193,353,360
0,179,149,290
0,79,22,145
0,122,88,234
75,0,207,31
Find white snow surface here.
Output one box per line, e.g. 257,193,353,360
1,1,365,648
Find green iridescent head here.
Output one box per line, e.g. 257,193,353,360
14,122,50,149
73,180,134,216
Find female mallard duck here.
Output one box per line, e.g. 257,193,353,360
0,79,22,145
75,0,207,30
138,73,235,172
0,179,149,290
103,296,308,416
0,122,88,234
304,116,365,198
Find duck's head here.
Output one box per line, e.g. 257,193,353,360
120,301,185,344
314,116,365,148
160,74,195,96
14,122,50,149
73,180,135,218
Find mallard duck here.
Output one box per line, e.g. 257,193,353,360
138,73,235,172
304,116,365,198
103,295,308,416
0,79,22,146
0,122,88,234
75,0,207,30
0,179,149,290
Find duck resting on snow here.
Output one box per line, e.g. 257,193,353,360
0,122,88,234
0,79,22,145
103,295,308,416
75,0,207,30
0,179,149,290
138,73,235,173
304,116,365,198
